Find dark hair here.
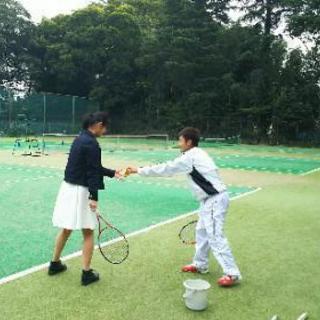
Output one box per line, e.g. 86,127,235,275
178,127,200,147
82,112,109,130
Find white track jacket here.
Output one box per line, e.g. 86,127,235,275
138,147,227,201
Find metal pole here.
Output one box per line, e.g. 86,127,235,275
8,93,12,129
43,94,46,135
72,96,75,133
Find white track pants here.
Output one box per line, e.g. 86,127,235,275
192,192,241,278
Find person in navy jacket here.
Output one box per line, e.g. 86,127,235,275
49,112,122,286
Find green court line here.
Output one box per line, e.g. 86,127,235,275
0,164,255,280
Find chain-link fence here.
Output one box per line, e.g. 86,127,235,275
0,88,98,136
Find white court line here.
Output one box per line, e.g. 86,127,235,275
0,187,262,286
2,174,62,186
300,167,320,176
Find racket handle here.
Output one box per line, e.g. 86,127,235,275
124,168,131,177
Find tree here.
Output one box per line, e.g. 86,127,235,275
23,0,320,143
288,0,320,44
233,1,290,140
30,3,142,131
198,0,231,24
274,49,320,142
0,0,34,86
136,0,228,133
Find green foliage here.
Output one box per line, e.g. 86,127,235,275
288,0,320,43
0,0,34,84
1,0,320,143
274,49,320,142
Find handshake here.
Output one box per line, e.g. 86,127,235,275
115,167,138,179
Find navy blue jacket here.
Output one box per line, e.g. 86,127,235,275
64,130,115,201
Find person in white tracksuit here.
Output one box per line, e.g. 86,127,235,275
126,127,241,287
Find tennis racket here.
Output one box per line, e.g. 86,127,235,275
297,313,308,320
270,312,308,320
179,220,197,245
95,211,129,264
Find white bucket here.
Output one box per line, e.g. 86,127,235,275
183,279,211,311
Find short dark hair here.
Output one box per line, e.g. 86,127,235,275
178,127,200,146
82,112,109,130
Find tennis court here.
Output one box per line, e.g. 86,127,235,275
0,137,319,319
0,159,256,279
2,0,320,317
2,136,320,175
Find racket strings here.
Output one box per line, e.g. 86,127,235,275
98,225,129,264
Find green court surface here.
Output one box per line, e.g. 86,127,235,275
102,149,320,175
0,163,255,280
0,171,319,320
1,137,320,174
2,136,320,157
214,154,320,174
200,140,320,155
0,136,171,151
0,140,319,320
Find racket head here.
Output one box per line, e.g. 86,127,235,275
97,214,129,264
179,220,197,245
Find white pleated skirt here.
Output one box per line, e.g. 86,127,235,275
52,181,97,230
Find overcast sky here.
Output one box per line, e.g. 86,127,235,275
20,0,93,22
19,0,306,51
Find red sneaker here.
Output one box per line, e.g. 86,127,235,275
181,265,208,274
217,275,240,287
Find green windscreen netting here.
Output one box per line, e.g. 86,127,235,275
0,88,97,136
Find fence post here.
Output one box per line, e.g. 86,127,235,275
43,93,47,134
8,92,13,129
72,96,76,133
